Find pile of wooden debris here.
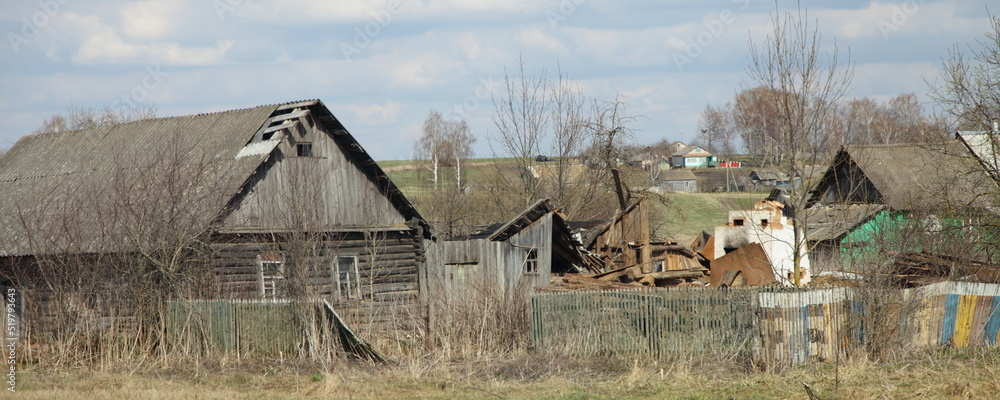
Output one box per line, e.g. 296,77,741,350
890,251,1000,287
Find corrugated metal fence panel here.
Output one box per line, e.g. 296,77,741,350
531,282,1000,365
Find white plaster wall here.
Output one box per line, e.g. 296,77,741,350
714,213,811,286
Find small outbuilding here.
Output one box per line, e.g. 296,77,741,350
657,169,698,192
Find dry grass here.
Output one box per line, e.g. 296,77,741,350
10,348,1000,399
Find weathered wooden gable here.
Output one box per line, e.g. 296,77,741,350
221,108,408,232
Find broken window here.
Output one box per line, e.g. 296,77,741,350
297,142,313,157
733,218,745,226
760,219,769,227
524,249,539,274
333,256,360,300
258,253,285,299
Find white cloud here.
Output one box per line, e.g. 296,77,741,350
2,0,996,160
121,1,182,40
346,101,402,126
517,27,566,52
380,52,465,88
72,23,233,66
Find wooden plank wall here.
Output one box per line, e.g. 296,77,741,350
590,199,652,269
209,230,425,337
222,112,407,231
531,282,1000,366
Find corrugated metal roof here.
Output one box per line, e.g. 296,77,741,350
0,100,427,257
672,145,712,157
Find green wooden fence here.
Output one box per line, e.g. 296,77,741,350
167,299,304,357
531,282,1000,365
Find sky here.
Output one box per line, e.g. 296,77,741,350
0,0,995,161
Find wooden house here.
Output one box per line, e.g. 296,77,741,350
0,100,433,338
670,145,716,168
749,169,800,189
656,169,698,193
804,141,997,269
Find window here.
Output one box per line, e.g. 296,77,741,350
733,218,745,226
333,256,360,300
760,219,769,227
297,142,313,157
258,253,285,299
524,249,538,274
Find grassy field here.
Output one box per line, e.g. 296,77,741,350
379,158,773,244
11,349,1000,399
653,192,767,243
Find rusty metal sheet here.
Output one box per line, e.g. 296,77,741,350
709,243,776,287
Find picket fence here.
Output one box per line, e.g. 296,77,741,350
166,300,305,357
530,282,1000,365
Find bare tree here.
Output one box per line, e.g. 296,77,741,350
732,87,785,165
489,57,549,207
445,118,476,190
34,103,158,134
929,13,1000,130
585,94,641,209
486,58,643,224
745,3,854,285
697,103,738,156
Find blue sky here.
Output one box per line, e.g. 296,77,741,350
0,0,994,160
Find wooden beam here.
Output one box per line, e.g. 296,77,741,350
270,108,309,124
262,120,298,134
276,100,318,111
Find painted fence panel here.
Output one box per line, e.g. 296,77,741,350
531,282,1000,365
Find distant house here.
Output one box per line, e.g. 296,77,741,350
670,145,716,168
657,169,698,193
749,169,799,189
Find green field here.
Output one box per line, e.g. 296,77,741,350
654,192,768,242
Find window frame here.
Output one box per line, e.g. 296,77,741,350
524,248,539,275
296,142,313,157
333,256,361,300
257,253,285,299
